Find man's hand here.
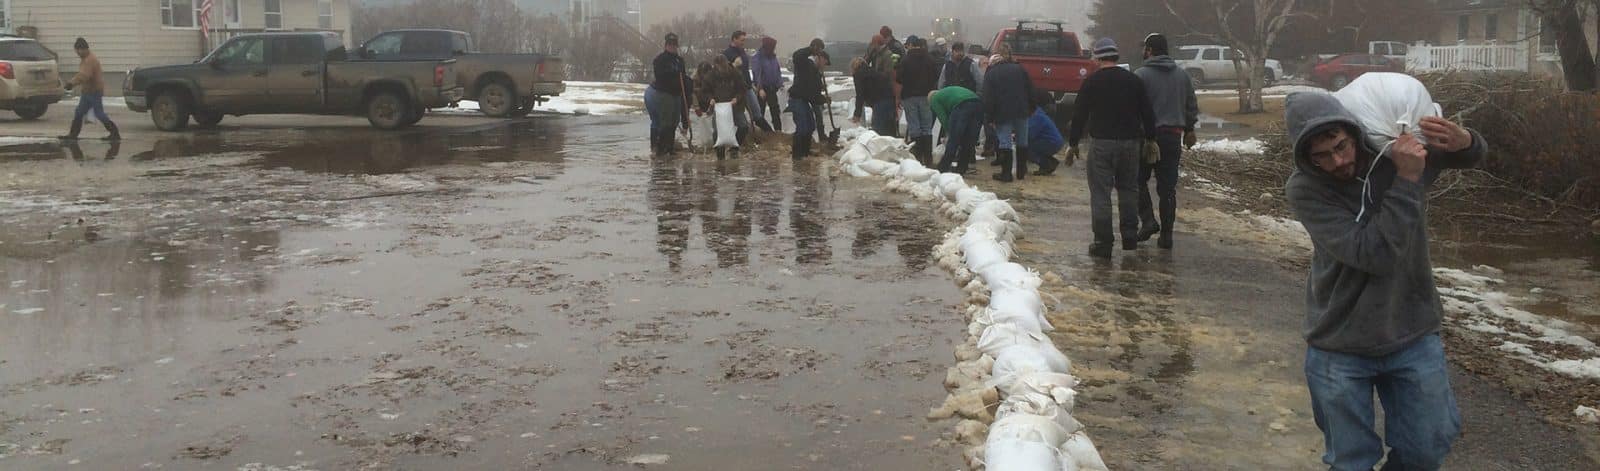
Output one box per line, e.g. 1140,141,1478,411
1183,130,1197,149
1420,116,1471,153
1064,146,1079,167
1392,132,1427,183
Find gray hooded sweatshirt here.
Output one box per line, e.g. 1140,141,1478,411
1134,56,1199,131
1283,91,1485,356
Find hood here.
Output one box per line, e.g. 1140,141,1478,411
1143,56,1177,69
1284,90,1378,180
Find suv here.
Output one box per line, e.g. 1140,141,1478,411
1175,45,1283,88
0,35,65,120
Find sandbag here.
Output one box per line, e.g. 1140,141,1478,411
991,372,1079,407
1333,72,1443,152
840,146,872,165
845,164,872,178
857,159,897,176
865,135,905,156
998,393,1084,438
991,343,1072,379
971,200,1020,223
979,262,1041,291
1061,433,1109,471
989,410,1071,447
713,102,739,148
988,286,1046,319
984,437,1063,471
963,242,1011,273
972,306,1053,335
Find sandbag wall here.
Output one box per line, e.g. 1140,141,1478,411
832,129,1109,471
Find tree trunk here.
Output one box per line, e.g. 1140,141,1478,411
1549,3,1597,91
1231,54,1266,113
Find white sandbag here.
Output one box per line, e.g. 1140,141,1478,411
845,164,872,177
998,393,1084,438
972,306,1052,335
984,437,1063,471
989,410,1071,447
963,242,1011,273
971,200,1020,223
910,183,941,201
988,286,1046,318
713,102,739,148
1333,72,1443,152
933,174,968,200
898,160,938,182
840,146,872,165
857,159,897,176
980,325,1071,375
992,372,1079,407
865,135,906,156
840,127,874,142
1061,433,1109,471
954,188,999,215
978,262,1041,290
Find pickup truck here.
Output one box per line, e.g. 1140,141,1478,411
988,20,1097,122
355,29,565,118
124,32,463,131
1174,45,1284,88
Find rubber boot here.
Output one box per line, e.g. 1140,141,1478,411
716,146,727,161
920,136,936,166
103,121,120,141
792,134,806,160
59,117,84,140
992,149,1015,182
1015,147,1029,181
736,127,749,147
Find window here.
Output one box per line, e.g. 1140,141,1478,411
270,37,321,64
451,33,471,54
1342,55,1367,66
318,0,333,29
1202,49,1220,61
1538,16,1558,55
264,0,282,30
0,40,55,61
1485,14,1498,41
214,37,265,65
364,33,402,56
225,0,240,27
1457,15,1469,42
1,0,10,32
1391,43,1408,56
161,0,199,28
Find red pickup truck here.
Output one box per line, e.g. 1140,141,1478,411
989,20,1098,114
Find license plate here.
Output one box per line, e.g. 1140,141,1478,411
30,70,50,81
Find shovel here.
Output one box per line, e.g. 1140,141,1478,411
821,85,842,147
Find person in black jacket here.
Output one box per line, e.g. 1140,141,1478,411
723,30,774,134
897,36,941,165
789,41,826,160
981,43,1038,182
647,33,691,156
1067,38,1157,257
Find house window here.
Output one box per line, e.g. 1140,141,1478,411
318,0,333,29
264,0,282,30
1485,14,1498,41
1457,15,1470,42
225,0,241,27
1,0,10,32
161,0,199,28
1538,16,1558,55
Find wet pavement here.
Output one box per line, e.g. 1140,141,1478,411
2,116,964,469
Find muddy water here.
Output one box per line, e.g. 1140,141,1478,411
1,117,964,469
1431,225,1600,330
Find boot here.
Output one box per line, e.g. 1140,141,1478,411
716,146,727,161
59,117,84,140
1123,239,1138,251
791,134,806,160
992,149,1015,182
1137,224,1161,242
730,146,741,160
736,127,750,147
1015,147,1029,181
1088,242,1113,259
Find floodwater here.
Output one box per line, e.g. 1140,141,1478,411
1,117,965,469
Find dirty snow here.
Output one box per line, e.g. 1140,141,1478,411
433,81,645,116
0,136,55,147
1192,138,1266,155
1434,266,1600,381
1197,85,1325,97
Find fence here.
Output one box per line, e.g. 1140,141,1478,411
1407,44,1528,72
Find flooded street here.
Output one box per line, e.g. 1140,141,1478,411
2,116,963,469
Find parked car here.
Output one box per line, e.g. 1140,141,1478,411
1175,45,1283,88
355,29,565,118
0,34,65,120
989,19,1098,116
1368,41,1410,64
1311,53,1404,90
124,32,463,131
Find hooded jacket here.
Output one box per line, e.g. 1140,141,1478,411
981,60,1036,122
1134,56,1199,131
1284,91,1486,356
788,48,824,105
896,47,940,100
753,43,784,90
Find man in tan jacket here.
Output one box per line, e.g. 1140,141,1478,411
62,37,119,141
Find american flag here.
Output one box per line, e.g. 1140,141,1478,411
198,0,214,40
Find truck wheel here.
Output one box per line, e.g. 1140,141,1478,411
13,105,47,120
1187,69,1205,90
1331,75,1350,91
477,81,516,118
151,92,191,131
402,107,425,127
194,112,224,128
366,92,410,130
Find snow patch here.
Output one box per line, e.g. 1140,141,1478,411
0,136,55,147
1192,138,1266,155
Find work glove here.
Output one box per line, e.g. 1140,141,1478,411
1184,130,1198,149
1064,146,1079,168
1143,140,1160,165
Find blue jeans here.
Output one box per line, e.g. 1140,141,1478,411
74,93,113,125
994,117,1030,150
645,86,661,143
1138,132,1184,232
1306,334,1460,471
646,87,683,138
870,98,897,137
937,101,981,173
790,98,815,137
902,96,933,138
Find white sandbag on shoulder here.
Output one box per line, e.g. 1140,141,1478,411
985,438,1064,471
1333,72,1442,152
1061,433,1110,471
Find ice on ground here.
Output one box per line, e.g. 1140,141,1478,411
1545,359,1600,380
1576,405,1600,424
0,136,55,147
1196,85,1325,96
432,81,645,116
1193,138,1266,155
1436,266,1600,381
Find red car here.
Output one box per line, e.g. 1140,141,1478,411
1312,54,1405,90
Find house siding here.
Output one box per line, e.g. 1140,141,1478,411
8,0,143,74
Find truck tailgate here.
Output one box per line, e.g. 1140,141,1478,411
1018,56,1097,94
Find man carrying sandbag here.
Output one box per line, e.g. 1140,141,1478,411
1283,86,1483,471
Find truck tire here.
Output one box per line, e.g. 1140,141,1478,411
1187,69,1205,90
366,91,410,130
151,92,191,132
194,111,224,128
13,105,47,120
477,81,515,118
402,107,425,127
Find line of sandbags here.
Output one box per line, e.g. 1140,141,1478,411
832,132,1108,471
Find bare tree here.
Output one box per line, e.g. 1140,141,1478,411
645,8,764,69
1526,0,1598,91
1165,0,1302,113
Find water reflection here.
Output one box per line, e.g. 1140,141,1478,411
1085,255,1195,414
850,199,937,272
62,139,121,162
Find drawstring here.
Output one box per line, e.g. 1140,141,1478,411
1355,130,1404,224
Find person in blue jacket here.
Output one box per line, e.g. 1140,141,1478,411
1027,89,1066,175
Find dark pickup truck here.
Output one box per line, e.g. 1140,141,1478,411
124,32,463,131
356,29,566,118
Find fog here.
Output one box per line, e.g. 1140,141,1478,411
817,0,1095,45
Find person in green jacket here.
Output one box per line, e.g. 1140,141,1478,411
930,86,982,174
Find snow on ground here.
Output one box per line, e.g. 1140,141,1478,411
1197,84,1325,97
62,96,128,108
430,81,647,116
1192,138,1266,155
1433,267,1600,381
0,137,56,147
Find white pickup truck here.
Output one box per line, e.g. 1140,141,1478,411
1174,45,1283,88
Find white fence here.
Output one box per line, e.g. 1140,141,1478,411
1407,44,1528,72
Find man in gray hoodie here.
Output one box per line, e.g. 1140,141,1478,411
1134,34,1198,249
1284,91,1483,471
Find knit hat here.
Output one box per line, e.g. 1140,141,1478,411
664,33,679,46
935,37,948,47
1092,37,1119,60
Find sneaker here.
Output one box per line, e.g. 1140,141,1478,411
1088,243,1113,258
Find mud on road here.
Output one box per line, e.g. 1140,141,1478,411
1,117,965,470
